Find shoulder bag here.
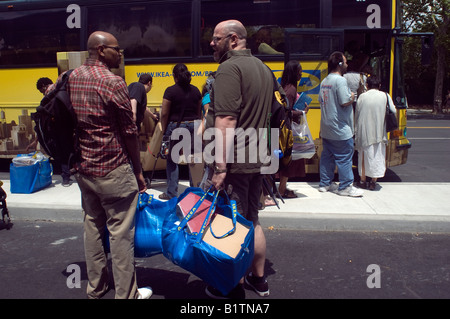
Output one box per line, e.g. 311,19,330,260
385,93,398,132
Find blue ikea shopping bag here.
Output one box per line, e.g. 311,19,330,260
10,153,53,194
134,192,177,257
104,192,177,258
162,187,254,295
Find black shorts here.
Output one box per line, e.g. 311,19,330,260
224,172,263,223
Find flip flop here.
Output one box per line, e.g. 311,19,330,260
264,198,276,206
282,190,297,198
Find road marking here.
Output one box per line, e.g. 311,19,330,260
408,127,450,129
409,138,450,140
50,236,78,246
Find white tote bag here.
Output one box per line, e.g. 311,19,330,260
291,111,315,160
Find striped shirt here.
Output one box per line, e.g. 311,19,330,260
67,58,137,177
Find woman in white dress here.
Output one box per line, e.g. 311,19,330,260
354,76,396,190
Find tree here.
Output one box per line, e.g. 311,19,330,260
402,0,450,113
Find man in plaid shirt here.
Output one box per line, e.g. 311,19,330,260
64,31,151,299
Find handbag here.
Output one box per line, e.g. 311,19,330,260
161,186,254,295
104,192,178,257
291,111,315,160
385,93,398,132
159,134,171,160
10,152,53,194
134,192,178,257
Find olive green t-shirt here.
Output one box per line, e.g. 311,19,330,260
210,49,273,173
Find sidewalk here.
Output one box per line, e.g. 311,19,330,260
3,176,450,233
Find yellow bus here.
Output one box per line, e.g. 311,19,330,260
0,0,410,172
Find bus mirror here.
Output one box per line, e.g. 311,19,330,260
421,35,433,66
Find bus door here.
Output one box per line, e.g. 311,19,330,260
284,28,344,173
340,27,411,168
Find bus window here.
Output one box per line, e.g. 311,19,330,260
0,8,80,67
286,31,343,60
343,30,391,92
87,1,192,60
200,0,320,57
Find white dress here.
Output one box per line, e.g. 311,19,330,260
358,143,386,178
355,89,396,178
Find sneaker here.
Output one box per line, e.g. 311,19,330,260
245,273,270,297
205,284,245,299
318,182,338,193
337,185,364,197
158,193,171,200
137,286,153,299
62,179,73,187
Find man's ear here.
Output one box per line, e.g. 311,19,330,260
230,34,239,49
97,45,106,58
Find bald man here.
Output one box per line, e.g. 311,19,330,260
55,31,151,299
207,20,272,299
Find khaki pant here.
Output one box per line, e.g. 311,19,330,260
75,164,139,299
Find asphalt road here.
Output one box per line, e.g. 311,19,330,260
384,118,450,182
1,220,450,301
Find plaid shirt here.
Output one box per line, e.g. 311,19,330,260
66,58,137,177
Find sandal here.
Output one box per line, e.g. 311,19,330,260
282,189,297,199
355,181,367,189
368,181,377,191
264,198,276,207
158,193,171,200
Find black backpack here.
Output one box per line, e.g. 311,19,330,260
31,70,79,170
267,72,293,171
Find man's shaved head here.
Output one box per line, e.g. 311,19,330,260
216,20,247,40
87,31,121,69
210,20,247,62
88,31,117,55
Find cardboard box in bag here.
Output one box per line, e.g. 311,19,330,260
202,214,251,259
177,192,214,234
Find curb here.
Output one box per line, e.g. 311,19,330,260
8,205,450,234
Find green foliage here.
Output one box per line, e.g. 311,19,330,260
401,0,450,107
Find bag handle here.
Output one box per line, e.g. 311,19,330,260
177,187,238,243
195,190,221,243
207,191,237,241
385,92,390,114
137,192,153,210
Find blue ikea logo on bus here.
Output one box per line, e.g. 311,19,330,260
273,69,321,95
299,70,321,95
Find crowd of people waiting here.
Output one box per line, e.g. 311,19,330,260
33,26,395,300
